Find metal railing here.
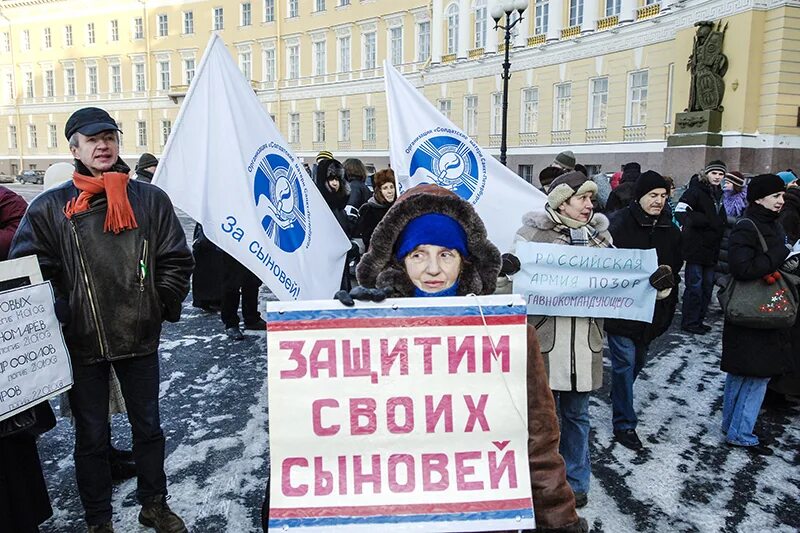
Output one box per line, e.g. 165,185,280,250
468,47,484,59
527,34,546,47
561,26,581,39
597,15,619,31
637,4,661,20
441,53,457,64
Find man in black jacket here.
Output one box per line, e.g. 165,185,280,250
605,171,682,450
675,160,728,334
9,107,193,533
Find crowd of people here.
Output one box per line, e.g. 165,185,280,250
1,106,799,533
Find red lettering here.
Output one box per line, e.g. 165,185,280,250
425,394,453,433
309,340,337,378
421,453,449,491
448,336,476,373
353,454,382,494
464,394,489,432
482,335,510,373
279,340,306,379
388,454,416,493
337,455,347,495
386,397,414,434
281,458,308,496
381,338,409,376
314,456,333,495
349,398,377,435
455,451,484,491
414,337,441,374
312,399,339,436
342,339,372,378
488,450,518,489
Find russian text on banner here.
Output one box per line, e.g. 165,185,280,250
266,295,535,532
153,34,351,300
0,282,72,421
383,61,546,254
513,242,659,321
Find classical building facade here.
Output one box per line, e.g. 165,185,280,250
0,0,798,183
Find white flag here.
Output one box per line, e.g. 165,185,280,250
384,61,546,253
153,34,350,300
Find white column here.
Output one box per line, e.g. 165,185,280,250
458,0,470,58
620,0,637,23
546,0,564,41
486,9,498,53
515,9,529,47
432,0,443,63
581,0,599,33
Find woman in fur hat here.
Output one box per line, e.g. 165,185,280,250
357,168,396,250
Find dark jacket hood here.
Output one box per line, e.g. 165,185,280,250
356,184,501,297
315,159,350,209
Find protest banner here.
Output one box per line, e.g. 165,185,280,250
384,61,546,254
513,242,659,321
266,295,535,532
154,34,351,300
0,281,72,421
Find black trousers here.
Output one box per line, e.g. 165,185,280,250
221,253,262,328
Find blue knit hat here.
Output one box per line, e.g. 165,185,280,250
395,213,468,261
777,171,797,186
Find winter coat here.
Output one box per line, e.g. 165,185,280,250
721,204,792,378
191,223,223,307
357,197,393,251
9,174,194,365
0,186,27,260
315,161,357,237
675,175,727,265
591,173,612,212
604,165,640,214
604,201,683,343
780,187,800,243
510,208,612,392
347,179,371,211
357,184,581,531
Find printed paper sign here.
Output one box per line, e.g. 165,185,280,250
513,242,659,321
266,295,535,532
0,282,72,421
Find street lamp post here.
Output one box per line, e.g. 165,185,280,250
490,0,529,167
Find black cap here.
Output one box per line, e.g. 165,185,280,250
64,107,121,140
634,170,669,199
747,174,785,203
136,153,159,171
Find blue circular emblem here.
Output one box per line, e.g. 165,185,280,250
253,153,307,253
409,134,484,202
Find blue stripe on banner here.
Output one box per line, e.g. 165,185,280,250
267,305,526,323
269,508,533,528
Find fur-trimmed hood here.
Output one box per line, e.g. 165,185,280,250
516,208,612,247
356,184,501,297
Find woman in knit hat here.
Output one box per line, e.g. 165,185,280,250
721,174,799,456
716,171,749,286
357,167,397,250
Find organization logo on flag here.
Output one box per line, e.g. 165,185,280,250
408,131,487,203
252,147,310,253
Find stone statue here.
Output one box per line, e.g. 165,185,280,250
686,20,728,112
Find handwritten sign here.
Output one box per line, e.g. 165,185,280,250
0,282,72,421
513,242,658,321
266,295,535,532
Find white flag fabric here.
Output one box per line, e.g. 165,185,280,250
384,61,546,253
153,34,350,300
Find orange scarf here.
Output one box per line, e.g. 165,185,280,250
64,172,138,234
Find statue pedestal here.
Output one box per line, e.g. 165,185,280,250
667,110,723,147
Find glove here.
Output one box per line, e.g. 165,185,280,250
656,287,673,300
500,253,521,276
649,265,675,291
782,256,800,274
334,286,390,307
54,297,71,326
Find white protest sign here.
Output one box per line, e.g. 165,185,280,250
266,295,535,532
513,242,659,321
0,282,72,421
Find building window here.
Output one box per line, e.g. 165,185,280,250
48,123,58,148
134,18,144,39
159,61,170,91
339,109,350,141
315,0,325,12
417,21,430,62
475,4,487,48
338,36,351,73
534,0,549,34
4,73,14,103
44,69,55,97
363,32,376,69
21,30,30,51
438,98,452,120
241,2,252,26
288,0,299,18
87,23,95,44
134,63,146,92
27,124,37,149
491,92,502,135
589,77,608,129
390,27,403,65
264,49,275,81
464,95,478,136
518,165,535,184
161,120,171,146
554,82,572,131
87,66,98,95
213,8,224,30
569,0,584,27
287,44,299,79
117,123,123,148
628,70,648,126
8,125,17,149
264,0,275,22
363,107,376,141
605,0,620,16
446,4,459,55
339,0,350,5
288,113,300,143
43,27,52,48
110,65,122,94
137,121,147,146
110,20,119,42
313,111,326,143
24,72,34,98
183,12,194,34
1,33,9,53
521,87,539,132
185,58,196,84
157,14,168,37
239,51,252,80
64,25,73,47
65,67,76,96
314,41,326,76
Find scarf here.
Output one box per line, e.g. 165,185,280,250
414,282,459,298
64,171,138,234
546,205,593,247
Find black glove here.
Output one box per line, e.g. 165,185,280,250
500,253,521,276
158,291,182,323
54,297,71,326
334,286,390,307
649,265,675,291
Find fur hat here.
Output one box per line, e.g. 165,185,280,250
704,160,727,175
372,168,396,204
547,171,598,209
553,150,576,170
747,174,785,203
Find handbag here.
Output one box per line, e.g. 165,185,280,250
717,219,799,329
0,402,56,439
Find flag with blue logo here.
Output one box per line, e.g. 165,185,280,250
153,34,351,300
384,61,546,253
